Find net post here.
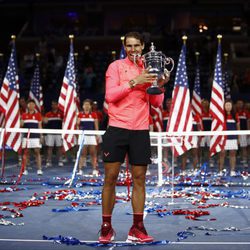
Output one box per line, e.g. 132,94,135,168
157,132,163,186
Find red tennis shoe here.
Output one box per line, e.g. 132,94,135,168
98,222,115,244
126,224,154,243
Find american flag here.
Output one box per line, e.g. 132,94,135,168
191,63,202,118
0,42,21,152
0,113,4,128
209,40,226,156
223,62,231,100
119,44,126,59
0,57,5,127
166,43,193,156
58,40,77,151
29,63,43,113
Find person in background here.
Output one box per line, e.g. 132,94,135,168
92,101,104,126
77,99,99,176
219,100,239,176
43,100,63,167
180,112,202,175
19,96,28,115
99,31,169,244
92,101,104,162
200,99,213,167
18,97,28,165
20,99,43,175
235,100,248,168
162,98,172,131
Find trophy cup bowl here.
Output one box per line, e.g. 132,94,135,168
143,42,174,95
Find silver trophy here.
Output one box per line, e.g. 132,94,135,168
143,42,174,95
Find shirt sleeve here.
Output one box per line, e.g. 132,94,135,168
105,61,132,103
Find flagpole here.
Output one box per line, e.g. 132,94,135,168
111,51,116,61
120,36,125,44
217,34,222,44
195,51,200,64
11,35,19,100
223,53,228,62
182,35,187,45
11,35,16,42
35,53,40,62
194,51,202,167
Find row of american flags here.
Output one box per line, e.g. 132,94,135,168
0,36,229,157
0,38,78,153
150,37,229,157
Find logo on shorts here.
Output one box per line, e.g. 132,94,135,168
104,152,110,157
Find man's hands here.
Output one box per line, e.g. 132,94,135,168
132,67,158,87
130,67,170,88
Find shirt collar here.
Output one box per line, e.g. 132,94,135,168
124,56,144,68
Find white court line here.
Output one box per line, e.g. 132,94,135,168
4,164,18,170
0,239,250,244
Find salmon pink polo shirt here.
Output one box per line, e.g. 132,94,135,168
105,57,164,130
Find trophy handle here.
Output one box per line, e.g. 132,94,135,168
163,57,174,74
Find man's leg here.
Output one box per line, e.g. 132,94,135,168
131,165,146,213
102,162,120,215
127,165,153,243
99,162,120,243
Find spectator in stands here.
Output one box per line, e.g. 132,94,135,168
77,99,99,176
43,100,64,167
20,99,43,175
219,100,239,176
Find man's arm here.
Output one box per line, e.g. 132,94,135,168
105,62,132,104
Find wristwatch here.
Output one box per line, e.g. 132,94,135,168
129,79,136,89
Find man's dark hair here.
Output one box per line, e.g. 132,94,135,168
124,32,144,45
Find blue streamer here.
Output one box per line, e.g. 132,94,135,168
177,231,196,241
43,235,172,247
52,207,89,212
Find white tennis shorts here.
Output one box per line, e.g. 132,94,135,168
78,134,97,146
224,139,238,151
239,135,248,147
22,138,42,149
45,134,62,147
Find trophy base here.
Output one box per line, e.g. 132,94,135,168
146,86,163,95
